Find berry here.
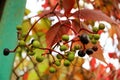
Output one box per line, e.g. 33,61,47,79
3,48,10,56
64,60,71,67
97,30,103,35
78,50,86,57
74,45,80,50
99,23,105,30
92,27,99,33
55,60,61,66
94,34,100,40
60,45,67,51
15,47,22,53
16,25,22,30
86,48,93,55
92,46,98,51
49,67,56,73
91,39,97,44
67,52,75,61
79,34,89,44
19,40,25,46
56,54,63,59
62,35,69,41
36,55,44,62
32,40,40,48
88,34,94,40
28,51,35,56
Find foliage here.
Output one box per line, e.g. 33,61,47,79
7,0,120,80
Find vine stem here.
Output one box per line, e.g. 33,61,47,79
78,28,94,34
24,2,59,41
63,24,78,34
39,47,65,58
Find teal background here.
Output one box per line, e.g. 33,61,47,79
0,0,26,80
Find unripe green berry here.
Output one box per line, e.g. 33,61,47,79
16,47,22,53
36,55,44,62
62,35,69,41
19,40,26,46
94,34,100,40
32,40,40,48
56,54,63,59
16,25,22,30
64,60,71,67
91,39,97,44
88,34,94,40
60,45,67,51
28,51,35,56
92,27,98,33
55,60,61,66
99,23,105,30
67,52,75,61
49,67,56,73
74,45,80,50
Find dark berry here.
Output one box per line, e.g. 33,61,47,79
79,34,89,44
92,46,98,51
3,48,10,56
86,48,93,55
78,50,86,57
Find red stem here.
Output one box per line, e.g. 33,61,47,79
78,28,93,34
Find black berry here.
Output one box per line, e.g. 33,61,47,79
78,50,86,57
92,46,98,51
79,34,89,44
3,48,10,56
86,48,93,55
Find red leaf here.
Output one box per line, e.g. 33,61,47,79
72,9,117,24
86,42,106,63
71,20,81,34
90,57,96,71
23,72,28,80
62,0,75,16
35,10,63,18
46,21,70,48
108,52,118,58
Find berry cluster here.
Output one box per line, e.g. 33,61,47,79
3,19,105,74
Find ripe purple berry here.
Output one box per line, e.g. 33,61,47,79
92,46,98,51
78,50,86,57
86,48,93,55
3,48,10,56
79,34,89,44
